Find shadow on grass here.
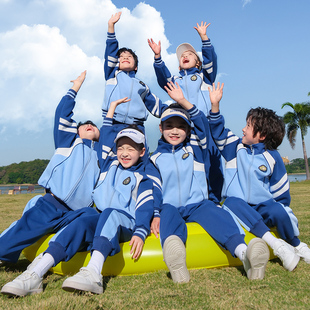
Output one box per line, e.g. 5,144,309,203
0,258,30,273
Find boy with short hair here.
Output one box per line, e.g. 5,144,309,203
61,98,155,295
148,22,223,203
149,82,270,283
0,71,101,296
207,82,310,269
103,12,163,135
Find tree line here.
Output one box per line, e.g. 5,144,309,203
0,159,49,184
285,158,310,174
0,157,308,185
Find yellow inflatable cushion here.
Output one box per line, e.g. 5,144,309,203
23,223,277,276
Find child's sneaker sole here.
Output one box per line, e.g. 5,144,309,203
246,238,269,280
163,235,190,283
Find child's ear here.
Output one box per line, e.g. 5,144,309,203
196,60,202,69
159,123,163,134
140,147,146,158
258,133,266,142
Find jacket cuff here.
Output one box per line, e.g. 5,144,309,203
67,89,77,99
133,227,149,241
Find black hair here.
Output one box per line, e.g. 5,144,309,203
77,120,97,130
117,47,138,73
246,107,285,150
160,103,191,143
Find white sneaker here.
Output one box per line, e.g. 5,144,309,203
163,235,190,283
62,267,103,294
1,270,43,297
242,238,269,280
273,239,300,271
295,242,310,264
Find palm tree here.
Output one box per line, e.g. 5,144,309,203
281,98,310,180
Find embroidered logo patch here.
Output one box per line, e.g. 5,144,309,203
191,75,198,81
258,165,267,172
182,153,189,159
123,177,131,185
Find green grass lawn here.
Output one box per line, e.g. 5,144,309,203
0,181,310,310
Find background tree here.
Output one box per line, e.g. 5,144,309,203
282,97,310,180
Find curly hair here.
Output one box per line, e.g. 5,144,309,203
117,47,138,72
246,107,285,150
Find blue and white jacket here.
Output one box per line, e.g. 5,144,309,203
154,39,217,117
38,89,100,210
102,32,162,125
92,117,155,241
208,112,290,206
149,106,211,208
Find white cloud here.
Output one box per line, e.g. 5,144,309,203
242,0,252,7
0,0,172,138
0,24,103,132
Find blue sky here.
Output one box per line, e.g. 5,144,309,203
0,0,309,166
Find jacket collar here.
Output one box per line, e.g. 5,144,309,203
156,137,187,153
179,67,200,76
245,142,266,154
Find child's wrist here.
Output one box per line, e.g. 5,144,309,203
211,106,220,113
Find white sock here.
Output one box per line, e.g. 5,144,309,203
262,231,278,249
87,250,105,275
234,243,247,261
32,253,55,278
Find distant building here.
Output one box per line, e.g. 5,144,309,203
282,156,290,165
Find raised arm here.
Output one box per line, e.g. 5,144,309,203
208,82,224,113
164,81,193,110
54,71,87,148
70,70,87,93
194,21,210,41
148,38,161,59
108,12,121,33
105,97,131,119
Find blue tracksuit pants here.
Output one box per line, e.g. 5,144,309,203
0,194,98,263
45,211,99,265
159,200,246,257
222,196,300,246
91,208,135,259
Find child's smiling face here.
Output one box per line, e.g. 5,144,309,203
242,118,263,146
116,137,145,168
118,51,137,72
179,51,200,70
78,124,100,141
160,116,190,146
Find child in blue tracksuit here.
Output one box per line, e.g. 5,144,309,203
148,82,270,283
207,82,310,271
0,71,100,297
148,22,223,203
61,98,155,294
102,12,164,146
